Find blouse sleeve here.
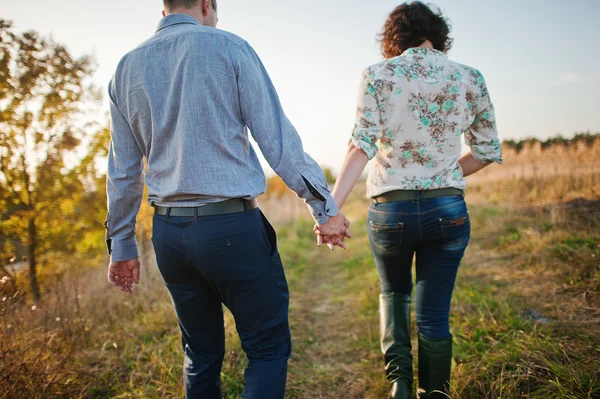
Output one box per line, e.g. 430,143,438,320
351,68,383,160
465,71,503,164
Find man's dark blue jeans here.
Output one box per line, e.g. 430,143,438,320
151,207,291,399
368,194,470,339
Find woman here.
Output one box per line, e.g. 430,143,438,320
319,2,503,398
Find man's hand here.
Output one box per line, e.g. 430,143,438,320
108,258,141,294
313,213,351,251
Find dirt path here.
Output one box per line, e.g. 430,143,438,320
284,246,385,399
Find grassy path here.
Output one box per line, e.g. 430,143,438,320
268,201,600,399
1,200,598,398
282,224,385,399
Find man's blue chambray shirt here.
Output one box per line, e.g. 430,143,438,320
106,14,338,262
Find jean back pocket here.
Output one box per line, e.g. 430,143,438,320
439,212,470,247
369,221,405,251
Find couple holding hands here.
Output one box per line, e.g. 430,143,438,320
105,1,502,398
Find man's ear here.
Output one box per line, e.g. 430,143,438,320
162,10,166,17
202,0,211,16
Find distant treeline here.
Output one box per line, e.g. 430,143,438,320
503,132,599,153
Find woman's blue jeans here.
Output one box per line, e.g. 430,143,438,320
368,194,470,339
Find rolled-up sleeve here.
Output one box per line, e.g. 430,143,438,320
351,68,383,160
465,71,503,164
105,79,145,262
232,42,338,225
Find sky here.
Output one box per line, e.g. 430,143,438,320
1,0,599,171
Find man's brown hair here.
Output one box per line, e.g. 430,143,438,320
164,0,217,11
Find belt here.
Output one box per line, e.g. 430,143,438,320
373,188,464,204
154,199,259,217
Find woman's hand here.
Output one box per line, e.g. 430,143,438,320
314,214,352,250
314,142,368,250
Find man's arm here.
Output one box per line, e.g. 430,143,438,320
105,78,145,264
232,41,349,245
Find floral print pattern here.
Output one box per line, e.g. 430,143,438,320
351,48,503,198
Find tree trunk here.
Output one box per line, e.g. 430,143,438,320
28,218,41,302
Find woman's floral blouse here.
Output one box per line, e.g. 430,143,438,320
351,48,503,198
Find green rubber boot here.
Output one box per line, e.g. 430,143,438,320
417,333,453,398
380,293,413,399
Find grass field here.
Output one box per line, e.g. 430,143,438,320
1,140,599,398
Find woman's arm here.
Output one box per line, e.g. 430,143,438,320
316,142,368,248
458,152,490,177
331,142,370,210
316,67,378,248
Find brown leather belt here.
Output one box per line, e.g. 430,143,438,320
373,188,464,204
154,199,258,217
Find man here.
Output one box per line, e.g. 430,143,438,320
105,0,351,397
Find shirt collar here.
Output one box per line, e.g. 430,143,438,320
156,14,201,33
401,47,447,58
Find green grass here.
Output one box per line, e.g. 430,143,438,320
1,196,599,398
452,268,599,398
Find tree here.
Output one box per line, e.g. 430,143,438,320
67,124,111,255
0,20,98,302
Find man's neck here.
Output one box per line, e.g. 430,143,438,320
164,8,205,25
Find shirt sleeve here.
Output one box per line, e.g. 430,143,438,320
105,79,145,262
465,71,503,164
351,68,383,160
232,42,338,225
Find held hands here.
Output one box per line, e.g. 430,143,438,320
108,258,141,294
313,213,351,251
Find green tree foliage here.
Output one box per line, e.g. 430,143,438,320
69,125,111,254
0,19,101,302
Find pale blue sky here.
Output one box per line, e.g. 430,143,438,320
2,0,599,170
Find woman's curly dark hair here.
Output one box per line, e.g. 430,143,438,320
379,2,453,59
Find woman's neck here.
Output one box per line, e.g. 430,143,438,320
417,40,434,49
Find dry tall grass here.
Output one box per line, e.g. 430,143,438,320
0,135,598,398
469,137,600,203
0,248,181,398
